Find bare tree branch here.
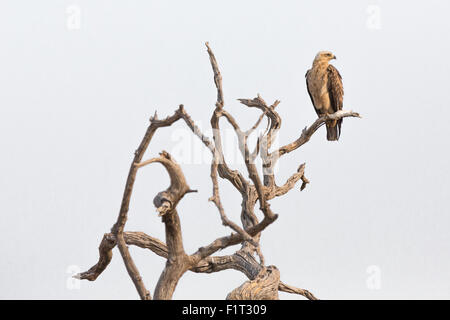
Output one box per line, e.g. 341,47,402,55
244,108,269,137
77,231,318,300
209,161,258,247
177,104,215,154
274,110,360,159
76,233,116,281
109,111,184,300
111,111,183,235
279,281,318,300
145,151,196,300
271,163,307,198
206,42,224,108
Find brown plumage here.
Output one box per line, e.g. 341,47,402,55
306,51,344,141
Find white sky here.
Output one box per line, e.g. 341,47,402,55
0,0,449,299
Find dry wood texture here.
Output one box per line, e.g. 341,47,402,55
76,43,360,300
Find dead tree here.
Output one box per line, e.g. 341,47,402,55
76,43,360,300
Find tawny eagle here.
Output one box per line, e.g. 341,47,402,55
305,51,344,141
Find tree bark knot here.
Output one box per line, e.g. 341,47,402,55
227,266,280,300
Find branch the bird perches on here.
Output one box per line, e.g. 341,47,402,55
76,42,360,300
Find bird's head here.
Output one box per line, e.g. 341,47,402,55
313,51,337,64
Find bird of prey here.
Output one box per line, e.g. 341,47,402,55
305,51,344,141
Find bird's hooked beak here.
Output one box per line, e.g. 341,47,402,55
332,54,337,60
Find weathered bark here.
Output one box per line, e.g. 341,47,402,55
227,266,280,300
77,42,359,300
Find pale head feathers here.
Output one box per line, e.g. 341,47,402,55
313,51,336,65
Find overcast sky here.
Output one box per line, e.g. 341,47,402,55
1,0,449,299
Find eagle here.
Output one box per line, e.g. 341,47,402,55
306,51,344,141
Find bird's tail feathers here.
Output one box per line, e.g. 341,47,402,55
326,119,342,141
